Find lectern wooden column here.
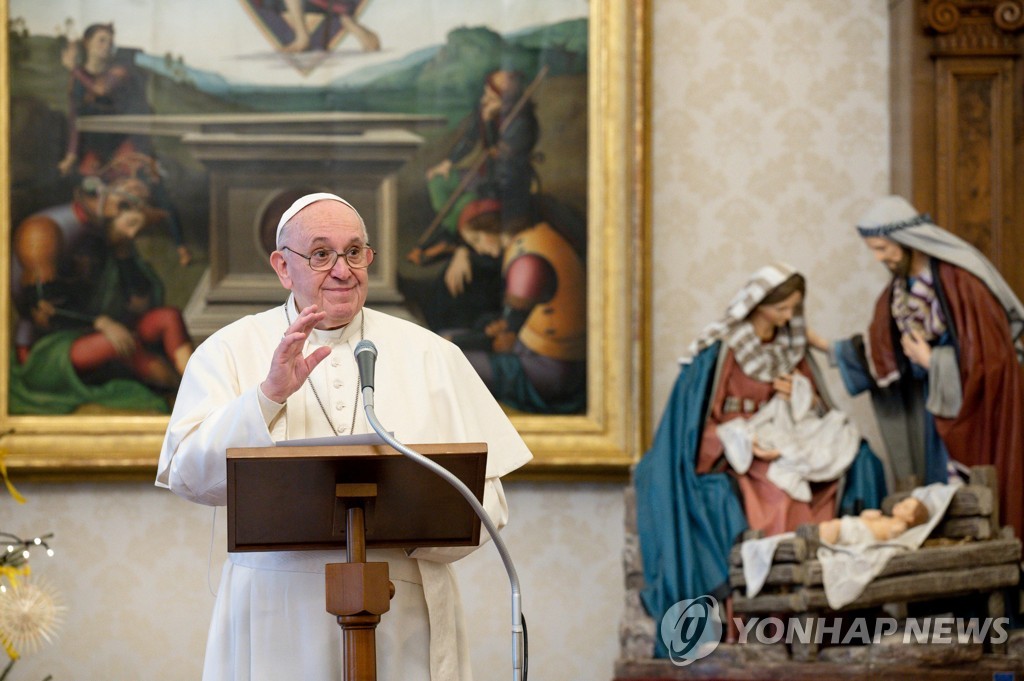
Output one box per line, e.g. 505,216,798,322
226,442,488,681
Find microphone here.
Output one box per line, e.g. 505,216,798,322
354,339,377,392
356,345,527,681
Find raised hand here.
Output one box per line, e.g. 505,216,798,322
260,305,331,404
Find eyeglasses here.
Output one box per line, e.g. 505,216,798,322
281,244,375,271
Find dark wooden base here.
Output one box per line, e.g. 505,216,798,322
614,645,1024,681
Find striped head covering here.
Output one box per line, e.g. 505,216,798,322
679,262,807,383
855,195,1024,354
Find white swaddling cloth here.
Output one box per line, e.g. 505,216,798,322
740,483,960,602
816,482,960,609
741,531,796,598
717,374,860,502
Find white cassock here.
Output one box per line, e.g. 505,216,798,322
156,298,533,681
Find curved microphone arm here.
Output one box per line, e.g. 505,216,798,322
361,386,525,681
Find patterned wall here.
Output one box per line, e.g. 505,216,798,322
4,2,891,679
650,0,892,466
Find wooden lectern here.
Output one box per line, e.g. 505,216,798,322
226,442,488,681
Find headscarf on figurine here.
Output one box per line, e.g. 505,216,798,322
679,261,808,383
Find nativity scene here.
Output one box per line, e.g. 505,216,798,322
618,198,1024,679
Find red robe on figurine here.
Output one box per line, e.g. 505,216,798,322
835,195,1024,540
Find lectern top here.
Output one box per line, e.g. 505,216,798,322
228,441,487,459
226,442,487,552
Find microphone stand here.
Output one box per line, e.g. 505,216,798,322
360,385,525,681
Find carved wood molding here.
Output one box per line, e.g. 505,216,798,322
923,0,1024,55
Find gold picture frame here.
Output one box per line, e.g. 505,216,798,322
0,0,649,479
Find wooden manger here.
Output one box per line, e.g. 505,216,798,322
730,466,1022,662
614,466,1024,680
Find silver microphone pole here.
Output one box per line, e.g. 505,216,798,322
356,343,525,681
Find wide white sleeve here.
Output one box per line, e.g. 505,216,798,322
428,339,534,479
398,333,529,564
155,332,276,507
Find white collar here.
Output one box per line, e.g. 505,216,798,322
285,294,364,346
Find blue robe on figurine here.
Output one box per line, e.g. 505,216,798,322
634,341,886,658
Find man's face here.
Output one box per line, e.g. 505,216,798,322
107,209,146,245
101,181,152,244
461,227,503,258
480,85,502,121
271,201,369,329
864,236,912,277
85,29,114,61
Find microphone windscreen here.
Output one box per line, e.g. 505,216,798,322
354,339,377,390
354,339,377,358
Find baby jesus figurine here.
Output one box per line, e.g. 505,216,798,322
819,496,930,545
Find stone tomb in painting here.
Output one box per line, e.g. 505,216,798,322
77,112,445,340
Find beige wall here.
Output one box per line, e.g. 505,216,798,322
5,2,892,679
649,0,892,468
7,481,627,680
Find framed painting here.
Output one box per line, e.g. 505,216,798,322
0,0,649,478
